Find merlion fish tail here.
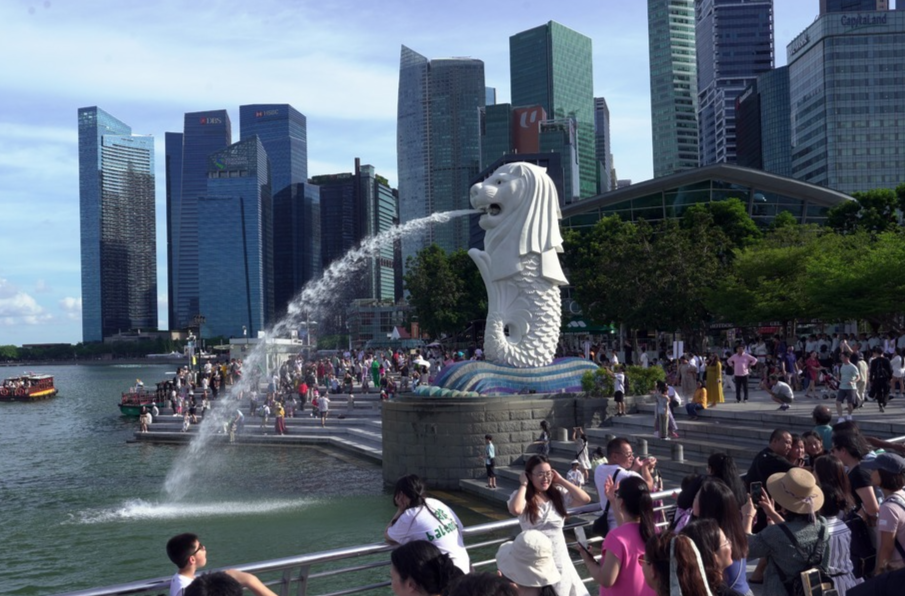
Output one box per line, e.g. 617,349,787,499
482,255,562,368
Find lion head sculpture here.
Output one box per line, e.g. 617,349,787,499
470,162,568,285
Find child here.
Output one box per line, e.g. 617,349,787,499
181,412,191,433
811,404,833,452
166,533,207,596
483,434,497,489
613,365,627,417
566,460,585,487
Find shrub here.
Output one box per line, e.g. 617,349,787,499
582,367,614,397
626,365,665,396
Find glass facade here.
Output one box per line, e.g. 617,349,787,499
820,0,888,14
396,46,484,273
648,0,700,177
561,165,851,230
736,67,791,176
788,11,905,193
168,110,232,330
239,104,307,192
199,137,272,339
480,103,513,170
696,0,774,165
312,161,398,303
594,97,614,194
165,132,183,330
510,21,596,199
272,182,321,319
78,106,157,342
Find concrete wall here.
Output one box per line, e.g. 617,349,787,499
381,393,610,489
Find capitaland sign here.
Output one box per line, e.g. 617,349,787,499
841,13,888,29
789,31,810,56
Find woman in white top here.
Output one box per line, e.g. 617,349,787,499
891,348,904,398
863,453,905,574
508,455,591,596
385,474,470,574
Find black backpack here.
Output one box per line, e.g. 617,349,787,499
774,523,833,596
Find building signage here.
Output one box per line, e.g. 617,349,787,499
199,117,223,125
841,13,888,29
789,31,810,57
255,109,280,117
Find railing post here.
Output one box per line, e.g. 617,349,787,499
671,443,684,463
637,438,648,458
281,568,293,596
295,565,310,596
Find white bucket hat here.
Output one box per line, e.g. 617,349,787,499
496,530,561,587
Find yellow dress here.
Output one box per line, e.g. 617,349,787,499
706,362,724,406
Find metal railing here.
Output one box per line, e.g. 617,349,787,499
56,490,680,596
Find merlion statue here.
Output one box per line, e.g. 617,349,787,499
468,162,568,368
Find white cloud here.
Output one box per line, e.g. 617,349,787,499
0,278,53,326
35,279,52,293
59,296,82,321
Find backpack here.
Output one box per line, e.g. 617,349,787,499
774,523,832,596
844,509,876,578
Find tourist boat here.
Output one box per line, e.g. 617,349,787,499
0,374,59,402
119,380,168,416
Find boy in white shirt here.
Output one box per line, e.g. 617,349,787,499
166,533,207,596
566,460,585,487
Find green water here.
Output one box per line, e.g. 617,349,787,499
0,364,493,595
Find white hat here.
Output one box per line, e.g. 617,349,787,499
571,460,580,465
496,530,561,587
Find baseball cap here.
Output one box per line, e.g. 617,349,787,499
860,452,905,475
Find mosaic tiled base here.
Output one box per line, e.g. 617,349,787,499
414,357,600,397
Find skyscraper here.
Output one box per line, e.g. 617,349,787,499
594,97,615,194
510,21,596,199
788,10,905,193
313,159,398,303
167,110,231,331
239,104,319,317
77,106,157,342
820,0,888,14
735,67,791,177
648,0,699,177
397,46,484,271
198,137,273,338
695,0,774,165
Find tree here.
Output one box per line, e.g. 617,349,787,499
403,245,485,339
827,188,899,234
683,198,761,253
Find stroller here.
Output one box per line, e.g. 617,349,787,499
820,368,840,400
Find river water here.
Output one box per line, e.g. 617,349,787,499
0,364,491,596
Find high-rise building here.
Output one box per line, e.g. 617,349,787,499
510,21,596,199
788,10,905,193
594,97,615,194
77,106,157,342
648,0,699,177
695,0,774,165
313,159,398,303
167,110,231,331
198,137,273,338
736,67,791,176
820,0,888,14
397,46,484,271
239,104,319,317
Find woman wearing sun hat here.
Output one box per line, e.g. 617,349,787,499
740,468,829,596
495,530,561,596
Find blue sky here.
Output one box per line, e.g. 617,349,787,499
0,0,822,346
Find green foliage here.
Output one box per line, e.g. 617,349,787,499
581,367,613,397
770,210,799,230
0,345,20,360
683,198,761,252
827,189,899,234
403,245,486,339
626,365,664,396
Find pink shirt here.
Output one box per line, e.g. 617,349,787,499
600,522,656,596
879,491,905,568
727,352,758,377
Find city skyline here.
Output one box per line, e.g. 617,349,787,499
0,1,840,345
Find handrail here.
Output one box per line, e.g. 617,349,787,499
55,491,681,596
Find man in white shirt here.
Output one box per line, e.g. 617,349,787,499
166,533,207,596
594,438,657,530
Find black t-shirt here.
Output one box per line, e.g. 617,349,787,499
848,463,872,510
849,566,905,596
746,447,794,488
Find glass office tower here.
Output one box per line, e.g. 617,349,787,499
198,137,273,339
695,0,774,165
510,21,596,199
648,0,699,177
736,67,791,177
397,45,484,273
594,97,615,194
77,106,157,342
167,110,231,331
239,104,307,192
788,11,905,193
820,0,888,14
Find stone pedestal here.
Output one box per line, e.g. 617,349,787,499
382,393,608,489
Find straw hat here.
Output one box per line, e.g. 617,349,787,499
766,468,824,515
496,530,561,587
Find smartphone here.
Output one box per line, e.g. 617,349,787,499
750,482,763,505
574,525,589,550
